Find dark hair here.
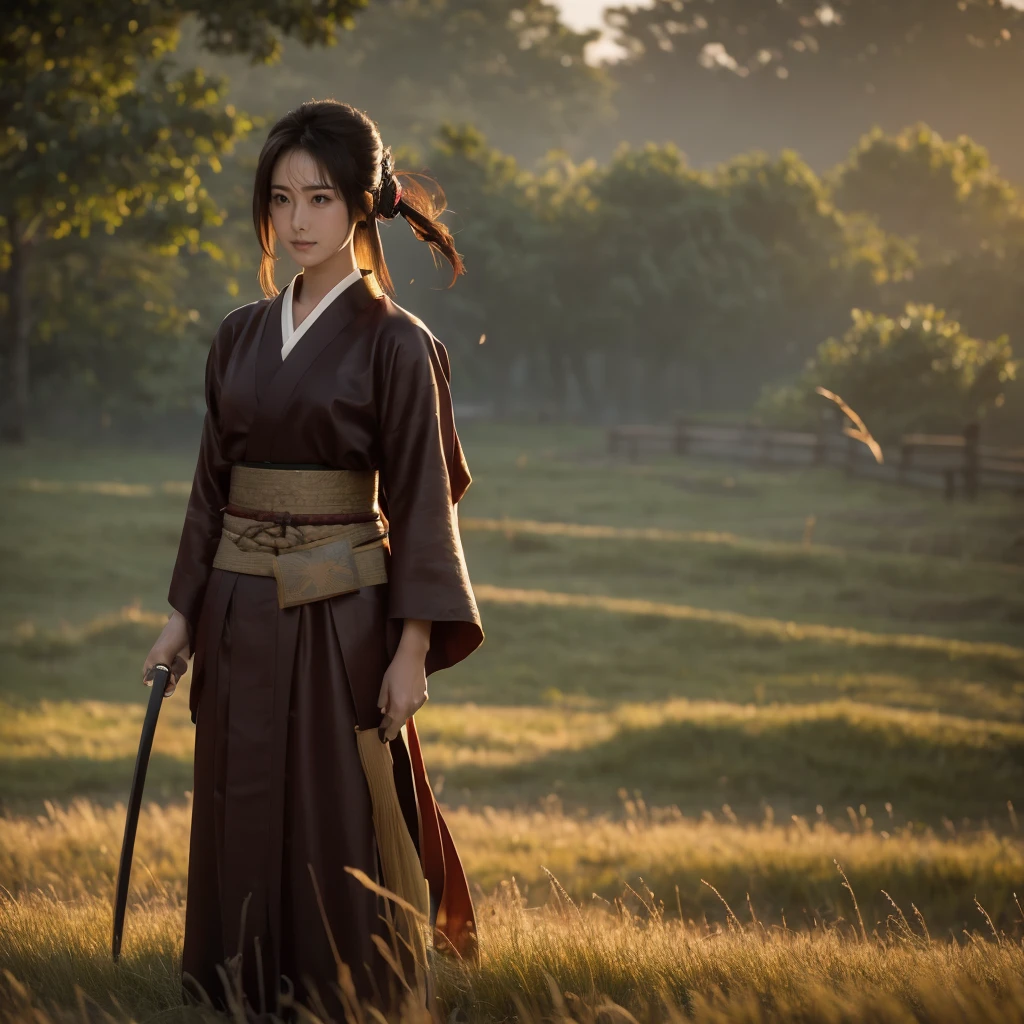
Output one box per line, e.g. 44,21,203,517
252,100,465,298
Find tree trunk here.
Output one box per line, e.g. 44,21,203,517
567,349,598,422
694,355,714,413
546,349,571,421
3,220,31,444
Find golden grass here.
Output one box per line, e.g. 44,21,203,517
473,584,1024,660
3,797,1021,936
0,893,186,1019
7,585,1021,663
0,697,195,763
15,478,192,498
423,697,1024,759
0,604,168,649
447,802,1024,899
447,894,1024,1023
3,880,1024,1024
461,515,796,551
6,694,1022,790
461,514,1024,576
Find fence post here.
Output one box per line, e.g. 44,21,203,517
963,422,979,501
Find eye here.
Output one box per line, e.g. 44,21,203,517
271,193,288,205
311,193,332,205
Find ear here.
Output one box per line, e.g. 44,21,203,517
358,190,375,223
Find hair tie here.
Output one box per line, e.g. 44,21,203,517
376,148,403,220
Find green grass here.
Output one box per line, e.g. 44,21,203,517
2,424,1023,823
4,690,1022,822
2,423,1023,1021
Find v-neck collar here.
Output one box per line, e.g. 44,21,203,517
245,269,378,461
282,266,364,360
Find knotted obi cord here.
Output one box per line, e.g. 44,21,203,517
211,464,389,608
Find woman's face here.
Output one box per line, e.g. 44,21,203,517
269,148,360,271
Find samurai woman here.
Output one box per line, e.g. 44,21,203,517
142,100,484,1017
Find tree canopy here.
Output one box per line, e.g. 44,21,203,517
761,303,1017,439
3,5,1022,442
594,0,1024,178
1,0,366,440
184,0,613,166
830,124,1024,437
391,126,911,419
831,124,1023,260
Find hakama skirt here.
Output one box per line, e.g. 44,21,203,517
182,570,420,1015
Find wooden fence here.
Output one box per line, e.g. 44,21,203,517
607,418,1024,499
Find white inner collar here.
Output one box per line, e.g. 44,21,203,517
281,267,364,360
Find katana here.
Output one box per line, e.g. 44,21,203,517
112,662,170,962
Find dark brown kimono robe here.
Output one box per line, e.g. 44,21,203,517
168,269,484,1014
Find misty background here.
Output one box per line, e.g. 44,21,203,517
4,12,1024,1013
4,0,1023,444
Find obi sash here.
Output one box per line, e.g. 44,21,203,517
211,464,388,607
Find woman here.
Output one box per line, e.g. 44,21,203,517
142,100,484,1017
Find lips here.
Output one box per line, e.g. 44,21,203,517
291,240,315,249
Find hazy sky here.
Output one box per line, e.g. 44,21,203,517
555,0,1024,34
557,0,1024,63
554,0,631,62
554,0,612,31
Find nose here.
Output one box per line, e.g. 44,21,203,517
291,199,310,235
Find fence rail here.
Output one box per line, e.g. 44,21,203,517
607,419,1024,499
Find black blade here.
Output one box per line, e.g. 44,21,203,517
112,663,170,962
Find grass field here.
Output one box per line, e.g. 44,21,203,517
1,423,1022,1021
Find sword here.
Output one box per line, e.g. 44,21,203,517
112,661,171,962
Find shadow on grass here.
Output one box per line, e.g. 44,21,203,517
0,753,193,811
438,601,1024,715
437,711,1024,826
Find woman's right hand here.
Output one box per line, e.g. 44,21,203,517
143,610,191,697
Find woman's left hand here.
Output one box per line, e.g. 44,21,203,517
377,620,430,742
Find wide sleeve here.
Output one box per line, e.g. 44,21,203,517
166,312,241,651
377,320,484,675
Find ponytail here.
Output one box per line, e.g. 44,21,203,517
358,169,465,297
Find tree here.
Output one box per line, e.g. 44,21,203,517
595,0,1024,178
387,125,911,420
570,145,908,414
760,303,1017,440
709,149,911,393
831,124,1022,260
181,0,613,167
831,125,1024,420
399,123,556,414
570,144,749,415
1,0,366,441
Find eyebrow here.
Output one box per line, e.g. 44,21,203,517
270,182,333,192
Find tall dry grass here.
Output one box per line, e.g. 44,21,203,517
2,797,1024,1022
3,797,1022,933
3,882,1024,1024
